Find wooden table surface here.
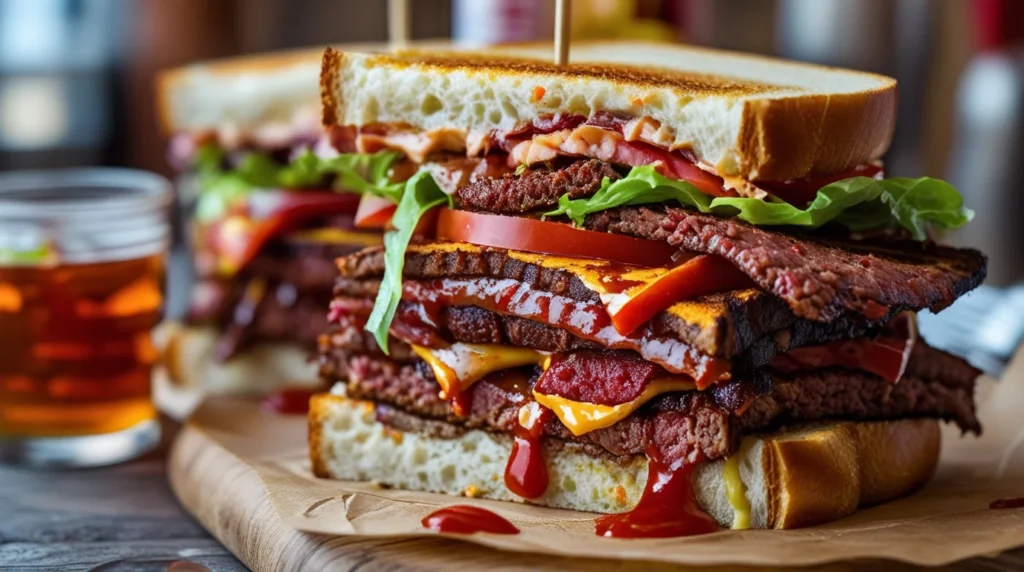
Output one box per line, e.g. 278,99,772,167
3,415,1024,572
0,417,245,572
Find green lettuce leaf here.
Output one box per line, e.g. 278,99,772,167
193,146,404,221
364,170,452,353
545,166,973,240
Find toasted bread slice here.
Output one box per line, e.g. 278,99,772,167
320,41,897,181
309,393,939,529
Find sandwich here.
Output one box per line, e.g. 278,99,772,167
308,42,986,533
156,45,439,395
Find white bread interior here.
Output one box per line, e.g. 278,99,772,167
309,393,940,529
321,42,897,181
158,322,319,395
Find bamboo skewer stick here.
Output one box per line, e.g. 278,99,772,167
388,0,410,48
554,0,571,65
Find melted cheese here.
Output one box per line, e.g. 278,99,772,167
532,379,695,437
286,227,383,247
723,439,752,530
411,343,547,397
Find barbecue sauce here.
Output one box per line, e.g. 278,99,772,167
421,505,520,535
449,390,472,417
595,448,719,538
504,403,551,499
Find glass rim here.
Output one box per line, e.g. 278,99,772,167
0,168,172,217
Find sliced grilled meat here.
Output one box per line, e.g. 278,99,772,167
585,206,987,322
454,159,620,213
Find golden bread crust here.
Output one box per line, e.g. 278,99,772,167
320,48,344,128
382,51,788,96
308,393,335,478
763,419,940,529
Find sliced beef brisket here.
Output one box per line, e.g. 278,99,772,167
585,206,986,322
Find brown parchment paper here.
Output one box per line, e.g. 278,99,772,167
183,349,1024,567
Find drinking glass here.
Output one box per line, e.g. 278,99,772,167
0,169,171,467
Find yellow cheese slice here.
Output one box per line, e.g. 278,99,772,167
411,343,547,397
532,378,695,437
286,227,383,247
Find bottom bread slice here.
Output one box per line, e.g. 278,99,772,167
309,393,940,529
159,322,320,395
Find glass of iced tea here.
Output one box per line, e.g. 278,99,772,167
0,169,171,467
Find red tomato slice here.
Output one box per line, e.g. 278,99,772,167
758,164,885,207
611,139,735,198
354,194,397,229
213,190,360,274
410,206,441,237
436,207,680,267
604,255,754,335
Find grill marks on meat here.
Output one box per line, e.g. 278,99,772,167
332,340,979,465
443,305,602,352
454,159,620,213
585,206,987,322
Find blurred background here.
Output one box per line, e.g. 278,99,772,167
1,0,1022,367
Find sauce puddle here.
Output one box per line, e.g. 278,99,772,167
422,505,520,535
990,497,1024,510
595,448,719,538
262,387,317,415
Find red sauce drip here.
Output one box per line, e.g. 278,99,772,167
990,497,1024,510
263,388,316,415
421,505,520,535
504,406,552,499
449,390,472,417
595,448,719,538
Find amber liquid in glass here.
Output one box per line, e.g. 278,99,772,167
0,255,163,437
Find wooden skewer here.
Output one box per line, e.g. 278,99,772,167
554,0,571,65
388,0,410,48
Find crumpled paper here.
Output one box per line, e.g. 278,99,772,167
180,349,1024,567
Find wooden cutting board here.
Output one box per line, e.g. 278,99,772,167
166,397,1022,572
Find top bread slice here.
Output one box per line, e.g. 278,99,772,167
156,41,452,136
320,42,897,181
